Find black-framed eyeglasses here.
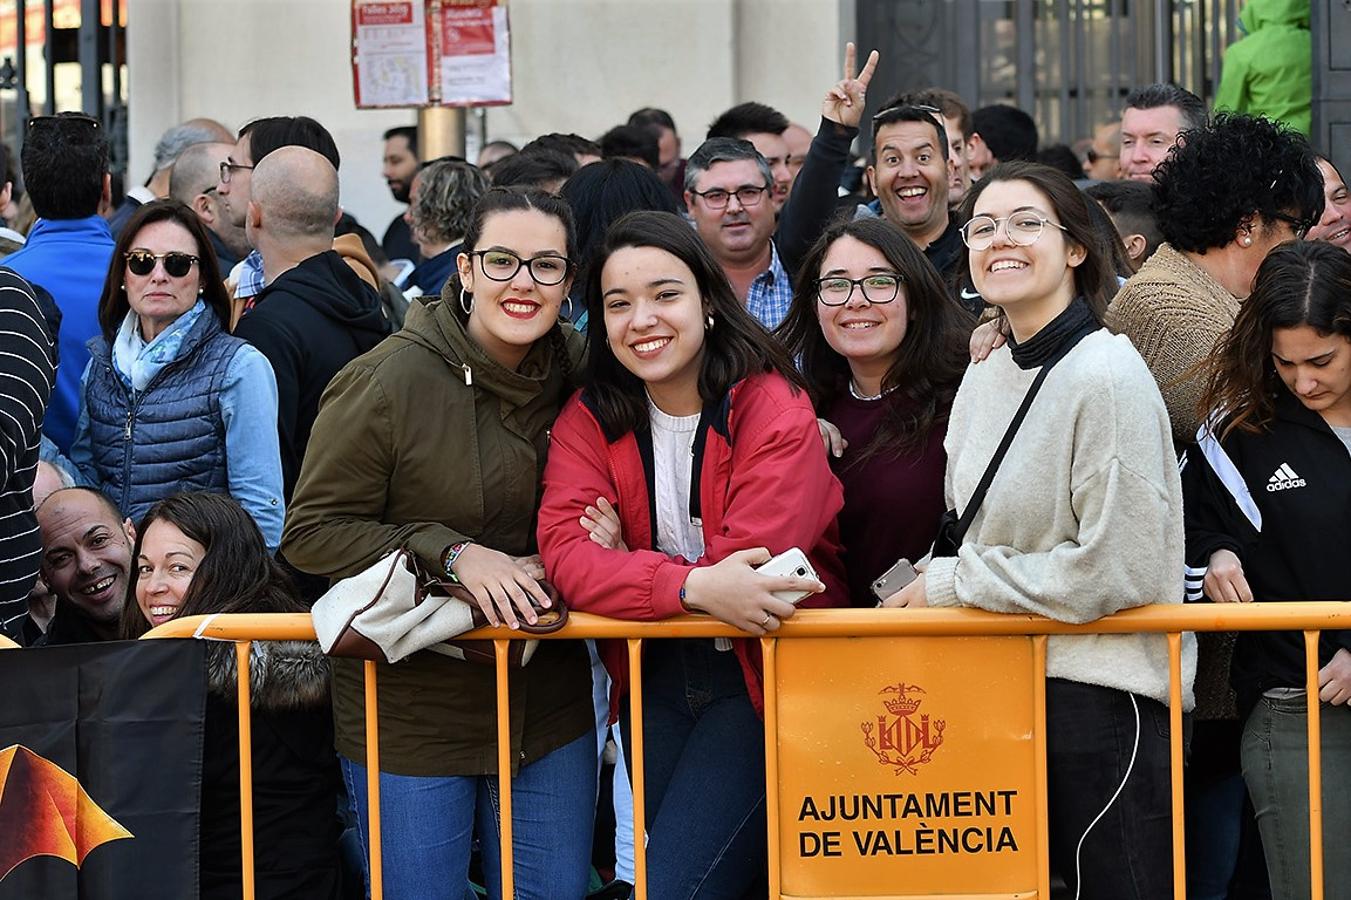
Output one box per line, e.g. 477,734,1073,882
1268,212,1312,239
219,160,254,184
1085,147,1118,164
28,113,100,130
815,273,903,306
125,250,200,278
960,213,1070,251
689,185,769,210
471,249,572,286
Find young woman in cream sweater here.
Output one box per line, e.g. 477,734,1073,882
883,161,1195,899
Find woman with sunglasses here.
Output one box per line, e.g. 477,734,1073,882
777,217,972,606
537,210,846,897
282,188,596,900
1184,241,1351,900
69,199,284,547
884,162,1192,898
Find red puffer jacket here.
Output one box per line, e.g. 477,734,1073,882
538,371,847,719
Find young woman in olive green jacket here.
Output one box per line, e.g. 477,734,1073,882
282,188,595,900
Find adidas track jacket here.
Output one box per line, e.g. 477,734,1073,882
1180,392,1351,712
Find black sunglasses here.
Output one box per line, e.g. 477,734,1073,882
125,250,199,278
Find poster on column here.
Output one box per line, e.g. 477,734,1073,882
435,0,512,106
773,636,1043,897
352,0,512,109
352,1,430,108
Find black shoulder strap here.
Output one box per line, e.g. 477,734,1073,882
950,325,1097,544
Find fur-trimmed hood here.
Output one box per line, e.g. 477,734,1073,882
205,640,331,711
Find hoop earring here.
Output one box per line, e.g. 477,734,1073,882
562,295,574,321
460,288,473,316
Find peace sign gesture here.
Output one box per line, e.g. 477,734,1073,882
822,41,880,129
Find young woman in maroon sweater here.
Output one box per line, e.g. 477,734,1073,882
778,217,973,606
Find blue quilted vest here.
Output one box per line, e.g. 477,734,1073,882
84,311,244,521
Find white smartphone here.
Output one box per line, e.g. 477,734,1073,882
754,547,819,605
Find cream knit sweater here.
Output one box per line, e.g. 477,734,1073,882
1106,244,1241,448
925,329,1197,709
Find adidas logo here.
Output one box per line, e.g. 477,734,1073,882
1266,463,1307,492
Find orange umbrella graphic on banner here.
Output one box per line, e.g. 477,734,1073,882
0,744,133,880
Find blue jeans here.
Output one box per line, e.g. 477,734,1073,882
339,731,596,900
620,640,766,899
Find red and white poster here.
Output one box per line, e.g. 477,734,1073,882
352,0,512,109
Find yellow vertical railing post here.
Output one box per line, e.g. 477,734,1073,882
762,638,781,899
364,660,383,900
494,639,515,899
1032,636,1050,900
235,641,256,900
628,639,647,900
1304,631,1324,900
1168,632,1186,899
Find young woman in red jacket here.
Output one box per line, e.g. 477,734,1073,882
538,210,847,897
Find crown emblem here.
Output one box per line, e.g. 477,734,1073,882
862,682,945,775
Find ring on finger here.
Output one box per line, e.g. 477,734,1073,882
761,612,772,627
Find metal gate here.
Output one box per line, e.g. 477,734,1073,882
857,0,1245,146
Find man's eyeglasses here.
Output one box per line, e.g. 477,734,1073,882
1085,147,1118,165
871,104,942,125
125,250,200,278
472,249,572,286
219,160,254,184
960,213,1070,251
1268,212,1312,240
815,274,903,306
689,185,769,210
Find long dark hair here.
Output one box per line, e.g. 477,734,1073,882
1083,191,1134,288
777,217,973,458
121,492,305,639
957,161,1115,322
561,159,678,297
1200,241,1351,439
442,186,580,376
582,210,805,436
97,199,231,343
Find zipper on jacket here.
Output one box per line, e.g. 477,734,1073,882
462,362,473,386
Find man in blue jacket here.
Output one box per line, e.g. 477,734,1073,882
4,113,116,453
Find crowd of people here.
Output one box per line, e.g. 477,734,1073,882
0,39,1348,900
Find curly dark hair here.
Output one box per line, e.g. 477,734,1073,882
1152,113,1323,254
776,217,974,460
1200,241,1351,438
121,492,306,639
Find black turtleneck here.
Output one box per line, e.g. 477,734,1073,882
1006,297,1100,370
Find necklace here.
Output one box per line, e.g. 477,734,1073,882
849,378,895,401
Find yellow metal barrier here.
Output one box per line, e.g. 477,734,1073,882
141,602,1351,900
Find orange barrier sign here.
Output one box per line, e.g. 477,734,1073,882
773,636,1043,898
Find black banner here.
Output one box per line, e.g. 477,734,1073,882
0,639,205,899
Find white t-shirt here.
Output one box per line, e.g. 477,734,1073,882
1333,424,1351,458
648,396,705,562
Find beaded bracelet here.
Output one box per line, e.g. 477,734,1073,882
443,540,472,583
